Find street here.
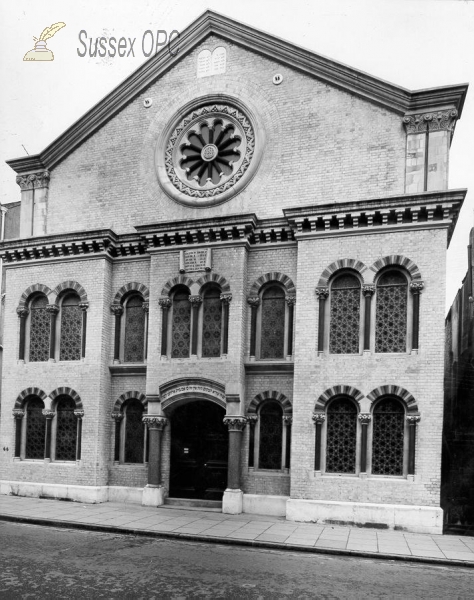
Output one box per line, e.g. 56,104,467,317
0,521,473,598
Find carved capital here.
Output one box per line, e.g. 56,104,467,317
143,415,167,430
142,302,149,313
158,297,172,310
16,170,50,191
189,295,202,307
79,302,89,312
42,409,55,419
74,410,85,420
312,412,326,424
247,296,260,308
315,287,329,300
45,305,60,315
246,414,258,426
223,416,247,431
358,413,372,425
285,295,296,307
16,307,29,319
403,109,458,134
410,281,424,295
283,415,293,425
362,284,376,297
406,415,421,425
111,412,124,422
220,292,233,305
12,409,25,420
110,304,124,317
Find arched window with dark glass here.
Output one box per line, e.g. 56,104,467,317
329,273,361,354
55,396,77,461
260,286,285,359
123,295,145,363
258,402,283,469
372,398,405,476
59,293,82,361
171,288,191,358
202,286,222,357
29,295,50,362
375,271,408,353
325,397,357,473
25,397,46,459
123,399,145,463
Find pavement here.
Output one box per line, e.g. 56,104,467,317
1,495,474,568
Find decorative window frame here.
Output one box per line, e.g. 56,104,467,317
111,392,148,465
111,283,149,364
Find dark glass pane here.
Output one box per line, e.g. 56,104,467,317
59,294,82,361
259,402,283,469
372,399,405,476
378,272,407,286
56,397,77,461
124,296,145,363
202,288,222,358
375,274,408,353
326,398,357,473
330,275,361,354
124,400,145,463
29,296,50,362
25,398,45,459
172,291,191,358
261,286,285,359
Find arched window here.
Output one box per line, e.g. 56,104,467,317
329,273,361,354
123,295,146,363
260,286,286,359
325,397,358,473
123,400,145,463
375,271,408,353
59,293,82,361
55,396,77,461
171,287,191,359
202,286,222,358
25,397,46,459
28,295,50,362
251,401,289,470
372,398,405,475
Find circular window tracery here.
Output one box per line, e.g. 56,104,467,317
157,101,262,207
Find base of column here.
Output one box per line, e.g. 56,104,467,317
142,484,165,507
222,489,243,514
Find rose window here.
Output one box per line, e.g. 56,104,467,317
159,103,259,206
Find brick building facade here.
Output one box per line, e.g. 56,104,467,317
0,12,468,533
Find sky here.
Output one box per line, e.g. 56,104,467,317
0,0,472,310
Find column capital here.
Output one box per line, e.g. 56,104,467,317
79,302,89,312
358,413,372,424
45,304,60,315
285,295,296,307
246,414,258,425
315,287,329,300
189,294,202,306
16,307,29,318
16,170,50,191
110,303,123,316
111,412,124,422
220,292,233,304
158,297,172,310
362,284,376,297
402,109,458,134
42,409,55,419
12,409,25,419
312,412,326,424
74,410,85,420
410,281,425,295
142,301,149,313
406,414,421,424
247,295,260,308
223,416,247,431
143,415,168,430
283,415,293,425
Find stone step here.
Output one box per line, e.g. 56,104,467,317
164,497,223,512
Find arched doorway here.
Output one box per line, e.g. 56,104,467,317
169,401,228,500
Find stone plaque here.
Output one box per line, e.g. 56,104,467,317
197,49,212,78
197,47,226,78
180,249,210,272
212,47,226,74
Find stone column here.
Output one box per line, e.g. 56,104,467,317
74,410,84,461
16,308,29,361
246,415,258,468
223,416,247,514
410,282,424,352
110,304,123,363
46,305,60,361
111,412,123,462
220,293,232,356
42,409,55,461
247,296,260,359
16,170,50,238
189,295,202,356
362,285,375,352
315,288,329,354
407,415,421,476
312,412,325,471
142,302,149,360
79,302,89,359
285,296,296,359
142,415,167,506
12,409,24,458
158,297,171,357
358,414,372,474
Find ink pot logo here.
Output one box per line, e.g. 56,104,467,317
23,22,66,61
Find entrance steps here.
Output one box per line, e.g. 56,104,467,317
164,497,222,512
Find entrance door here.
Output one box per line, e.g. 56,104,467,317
169,401,228,500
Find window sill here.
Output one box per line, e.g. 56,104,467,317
244,361,294,374
109,363,147,376
112,462,147,468
248,468,290,477
314,472,410,481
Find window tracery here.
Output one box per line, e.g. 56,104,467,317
25,398,46,459
59,293,82,361
259,402,284,469
329,274,361,354
325,398,357,473
260,286,285,359
55,396,77,461
124,295,146,363
372,398,405,476
375,271,408,353
171,288,192,358
202,287,222,357
123,400,145,464
29,295,50,362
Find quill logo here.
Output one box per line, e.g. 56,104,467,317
23,22,66,61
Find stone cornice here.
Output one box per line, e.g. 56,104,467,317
6,11,468,176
